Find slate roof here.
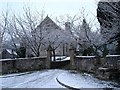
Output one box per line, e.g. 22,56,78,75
37,15,62,30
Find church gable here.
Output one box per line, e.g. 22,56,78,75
37,16,61,31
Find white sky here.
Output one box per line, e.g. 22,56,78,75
0,0,100,30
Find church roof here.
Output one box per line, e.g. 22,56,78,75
37,15,62,30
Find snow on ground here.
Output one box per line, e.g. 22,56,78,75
0,69,66,88
76,56,96,58
62,57,70,61
57,71,120,89
106,55,120,57
0,72,32,78
52,56,70,62
0,69,120,89
0,76,1,90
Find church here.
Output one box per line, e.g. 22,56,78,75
25,16,76,57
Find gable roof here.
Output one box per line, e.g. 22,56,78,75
3,49,17,55
37,15,62,30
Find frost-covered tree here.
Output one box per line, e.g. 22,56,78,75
0,11,9,50
76,19,92,49
1,6,77,58
16,9,46,57
75,18,106,56
2,7,46,57
43,29,63,61
97,1,120,54
57,13,106,56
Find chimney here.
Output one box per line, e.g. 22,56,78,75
65,22,71,31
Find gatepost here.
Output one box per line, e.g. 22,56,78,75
46,45,52,69
69,44,76,70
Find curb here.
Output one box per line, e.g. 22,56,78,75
56,74,80,90
0,72,32,78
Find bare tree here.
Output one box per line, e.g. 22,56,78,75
6,7,46,57
57,8,107,57
0,11,9,45
0,10,9,58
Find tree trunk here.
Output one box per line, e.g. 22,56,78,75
63,44,65,56
36,50,40,57
53,49,56,61
66,43,68,56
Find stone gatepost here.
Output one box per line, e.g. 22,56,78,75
46,45,52,69
69,44,76,70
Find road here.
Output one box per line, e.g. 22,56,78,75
0,69,119,89
0,69,67,88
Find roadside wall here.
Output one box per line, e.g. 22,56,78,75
73,55,120,80
1,56,47,74
74,55,120,73
104,55,120,70
75,56,98,73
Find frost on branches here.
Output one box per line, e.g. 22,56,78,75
97,1,120,54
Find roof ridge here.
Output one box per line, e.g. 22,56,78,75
37,15,63,30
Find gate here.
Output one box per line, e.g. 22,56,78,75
46,45,73,69
51,59,70,69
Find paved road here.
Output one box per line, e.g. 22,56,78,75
0,69,67,88
1,69,119,89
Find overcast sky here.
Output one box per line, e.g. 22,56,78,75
0,0,100,30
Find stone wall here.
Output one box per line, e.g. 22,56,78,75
74,55,120,72
96,55,120,80
103,55,120,70
1,56,47,74
75,56,98,73
73,55,120,80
